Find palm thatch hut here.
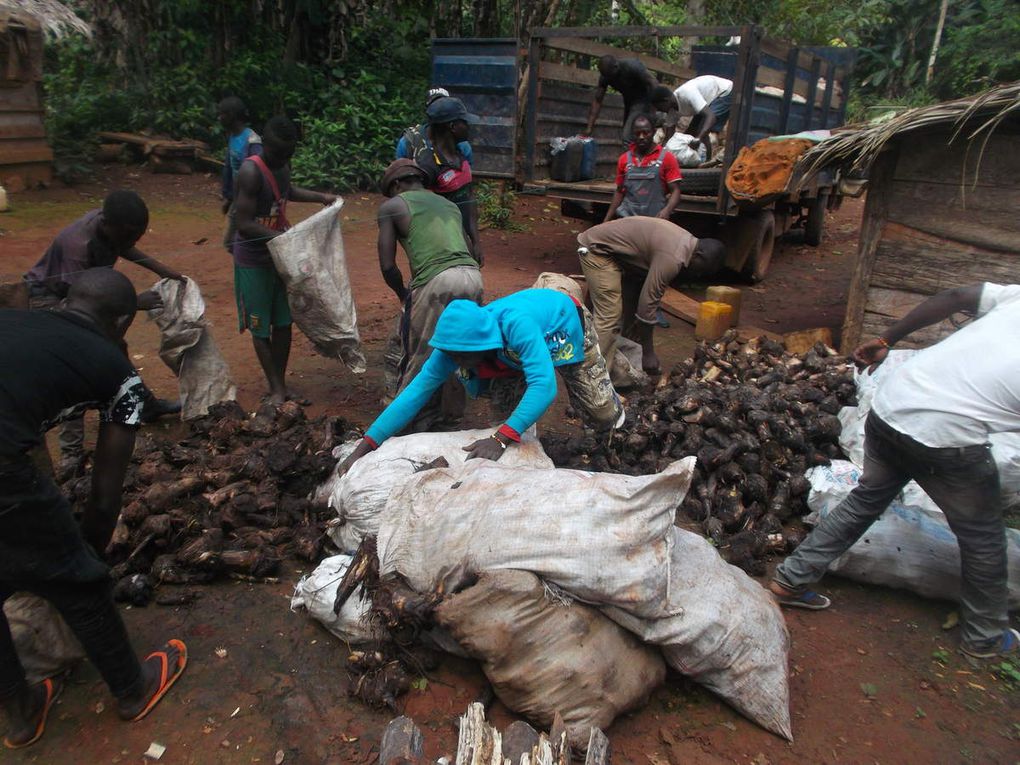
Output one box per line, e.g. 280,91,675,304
798,83,1020,351
0,1,90,190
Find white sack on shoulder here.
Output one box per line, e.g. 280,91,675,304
602,527,792,741
291,554,386,644
148,276,236,419
317,428,554,554
268,200,366,373
376,458,696,619
805,460,1020,608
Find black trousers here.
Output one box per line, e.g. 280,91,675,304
0,459,143,700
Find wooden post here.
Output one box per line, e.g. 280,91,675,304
840,148,898,352
778,47,798,134
523,36,542,183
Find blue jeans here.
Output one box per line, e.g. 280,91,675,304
776,412,1007,647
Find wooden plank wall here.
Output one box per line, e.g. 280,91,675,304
841,129,1020,352
0,17,52,189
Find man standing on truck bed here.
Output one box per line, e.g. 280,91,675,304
662,75,733,160
578,216,724,375
583,55,661,143
603,115,683,222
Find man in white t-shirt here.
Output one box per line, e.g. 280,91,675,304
769,283,1020,660
661,75,733,159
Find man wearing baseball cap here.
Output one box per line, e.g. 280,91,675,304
376,159,484,432
395,95,483,266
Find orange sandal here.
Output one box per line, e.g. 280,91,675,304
3,675,63,749
128,639,188,722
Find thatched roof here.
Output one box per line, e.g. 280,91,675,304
797,81,1020,176
0,0,90,38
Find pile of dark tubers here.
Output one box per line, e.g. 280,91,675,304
60,401,358,607
542,330,857,575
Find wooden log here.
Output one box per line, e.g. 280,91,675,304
379,716,424,765
0,280,29,310
659,288,700,325
583,729,610,765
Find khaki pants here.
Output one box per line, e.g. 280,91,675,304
578,249,644,365
384,265,484,432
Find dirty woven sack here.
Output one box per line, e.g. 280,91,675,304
377,458,696,618
149,277,236,419
603,527,792,740
436,569,666,751
805,460,1020,608
291,554,387,644
268,199,366,373
316,428,554,554
5,593,85,683
531,272,583,302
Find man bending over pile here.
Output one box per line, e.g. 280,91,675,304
0,269,186,749
770,283,1019,660
342,288,624,468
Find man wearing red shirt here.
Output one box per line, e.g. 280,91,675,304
604,115,682,222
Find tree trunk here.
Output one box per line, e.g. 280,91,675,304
926,0,949,85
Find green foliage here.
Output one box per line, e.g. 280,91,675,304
993,657,1020,689
290,71,422,192
933,0,1020,99
476,181,526,231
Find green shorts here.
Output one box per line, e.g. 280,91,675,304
234,265,292,339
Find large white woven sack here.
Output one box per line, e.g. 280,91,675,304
806,460,1020,608
268,200,366,373
148,277,236,420
290,554,386,644
376,457,696,619
317,429,554,553
603,527,792,741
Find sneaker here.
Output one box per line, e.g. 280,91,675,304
960,628,1020,659
768,579,831,610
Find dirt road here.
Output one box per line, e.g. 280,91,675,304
1,167,1015,764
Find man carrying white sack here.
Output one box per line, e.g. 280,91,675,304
770,283,1019,660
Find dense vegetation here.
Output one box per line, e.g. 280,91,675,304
43,0,1020,188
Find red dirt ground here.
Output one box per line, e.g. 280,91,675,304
1,166,1016,765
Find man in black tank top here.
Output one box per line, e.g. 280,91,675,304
233,116,336,406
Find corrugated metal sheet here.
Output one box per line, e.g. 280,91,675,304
431,38,519,179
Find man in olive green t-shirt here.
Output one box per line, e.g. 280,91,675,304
377,159,484,431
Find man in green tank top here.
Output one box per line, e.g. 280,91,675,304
377,159,484,431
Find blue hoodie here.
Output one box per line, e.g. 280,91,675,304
365,289,584,445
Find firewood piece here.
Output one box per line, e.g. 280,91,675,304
121,500,149,527
454,703,501,765
175,529,224,569
292,526,323,561
549,712,570,765
379,715,424,765
583,728,609,765
333,536,379,615
155,588,200,606
220,548,280,577
501,721,540,763
152,554,215,584
266,441,300,475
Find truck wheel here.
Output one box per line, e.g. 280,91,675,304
738,212,776,283
804,191,828,247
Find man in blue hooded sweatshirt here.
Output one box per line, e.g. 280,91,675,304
341,288,624,465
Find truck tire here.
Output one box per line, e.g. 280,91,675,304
680,168,722,195
804,191,828,247
737,211,776,283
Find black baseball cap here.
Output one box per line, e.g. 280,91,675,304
426,97,480,125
